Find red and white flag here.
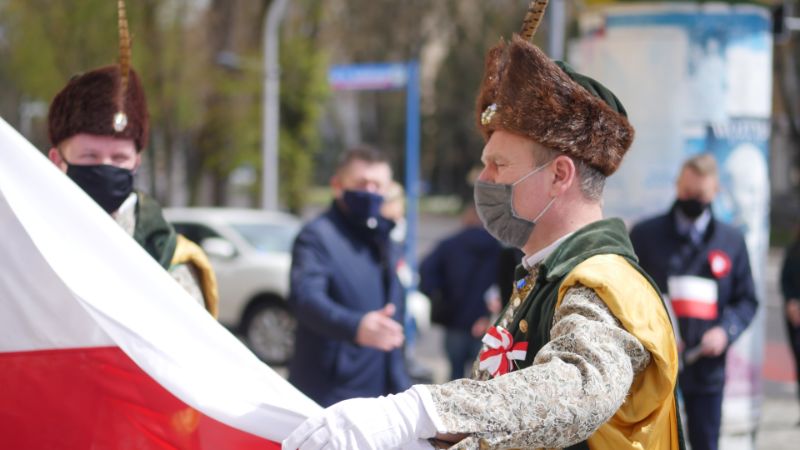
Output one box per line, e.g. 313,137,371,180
0,118,320,449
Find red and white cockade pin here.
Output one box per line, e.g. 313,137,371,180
708,250,732,279
478,326,527,377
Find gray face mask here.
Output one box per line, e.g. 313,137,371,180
474,162,556,248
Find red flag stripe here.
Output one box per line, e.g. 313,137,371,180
0,346,280,450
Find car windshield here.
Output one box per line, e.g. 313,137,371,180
231,222,299,254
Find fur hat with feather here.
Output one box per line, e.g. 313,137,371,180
48,0,149,151
476,0,633,176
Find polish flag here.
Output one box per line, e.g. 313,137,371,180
0,118,320,449
667,275,719,320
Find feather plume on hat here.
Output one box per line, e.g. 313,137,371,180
476,0,634,176
114,0,132,133
47,0,149,151
520,0,549,41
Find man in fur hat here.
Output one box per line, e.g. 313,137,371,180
46,3,218,317
282,2,683,450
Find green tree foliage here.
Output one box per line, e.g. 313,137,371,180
0,0,329,211
2,0,210,202
278,0,329,213
425,0,534,201
4,0,782,209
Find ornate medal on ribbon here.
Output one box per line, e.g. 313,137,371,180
478,326,528,377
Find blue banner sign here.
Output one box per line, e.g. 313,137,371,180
328,63,409,91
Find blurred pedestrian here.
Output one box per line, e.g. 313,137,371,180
288,146,410,407
496,245,524,308
283,3,683,449
419,204,502,380
630,153,758,450
381,180,434,383
46,0,218,317
780,230,800,419
382,180,407,245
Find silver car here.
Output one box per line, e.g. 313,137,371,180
164,207,300,365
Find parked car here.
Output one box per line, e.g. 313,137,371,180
163,207,301,365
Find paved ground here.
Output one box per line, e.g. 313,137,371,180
751,248,800,449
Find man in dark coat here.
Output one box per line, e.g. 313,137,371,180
630,154,758,450
419,205,502,380
780,234,800,419
288,146,410,407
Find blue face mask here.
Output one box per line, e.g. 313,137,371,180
342,190,385,229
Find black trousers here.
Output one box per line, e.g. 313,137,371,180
683,391,723,450
788,320,800,402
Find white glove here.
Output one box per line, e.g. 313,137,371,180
282,385,438,450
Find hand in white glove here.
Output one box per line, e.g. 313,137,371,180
282,386,439,450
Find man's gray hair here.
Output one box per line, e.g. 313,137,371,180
574,159,606,202
534,147,605,202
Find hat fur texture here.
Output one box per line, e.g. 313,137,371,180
48,65,149,151
476,35,634,176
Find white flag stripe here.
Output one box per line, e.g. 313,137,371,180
667,275,718,304
0,192,114,351
0,118,320,441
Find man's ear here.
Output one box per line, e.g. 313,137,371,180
330,174,343,199
48,148,68,173
550,155,576,196
132,153,142,173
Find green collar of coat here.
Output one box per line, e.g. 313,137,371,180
540,218,638,281
132,192,177,270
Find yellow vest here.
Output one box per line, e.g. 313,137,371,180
559,254,680,450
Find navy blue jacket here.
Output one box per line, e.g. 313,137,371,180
288,202,410,406
419,226,501,330
630,206,757,394
781,241,800,303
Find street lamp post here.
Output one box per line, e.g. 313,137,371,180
263,0,290,211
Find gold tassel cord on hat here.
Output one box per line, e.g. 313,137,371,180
114,0,131,132
520,0,549,42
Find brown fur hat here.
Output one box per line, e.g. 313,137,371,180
48,65,149,151
476,35,634,176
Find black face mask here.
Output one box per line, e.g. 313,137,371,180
675,198,708,219
66,164,134,213
342,190,384,229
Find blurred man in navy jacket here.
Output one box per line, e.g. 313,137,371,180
630,154,757,450
288,146,410,407
419,205,501,380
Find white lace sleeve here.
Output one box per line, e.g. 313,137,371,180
426,285,651,449
170,264,205,307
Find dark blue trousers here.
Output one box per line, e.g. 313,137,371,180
444,329,482,380
683,391,723,450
